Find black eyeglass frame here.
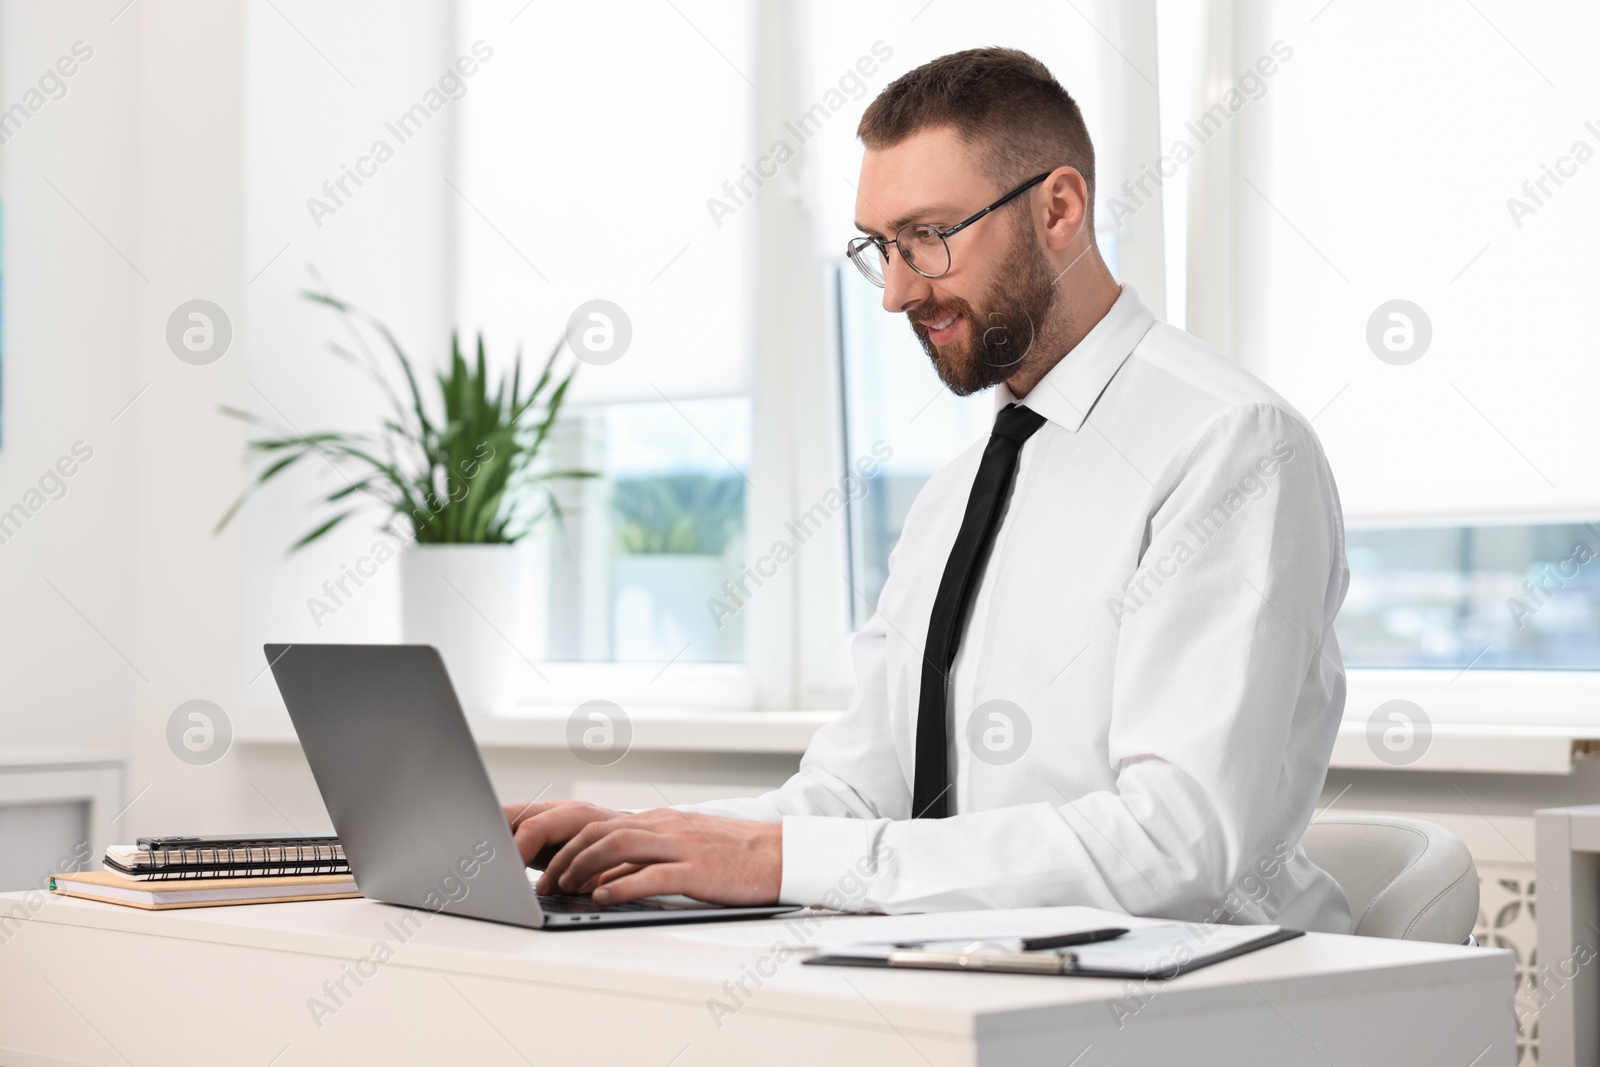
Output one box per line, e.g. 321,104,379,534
846,170,1053,287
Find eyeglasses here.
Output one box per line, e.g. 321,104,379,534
846,171,1052,288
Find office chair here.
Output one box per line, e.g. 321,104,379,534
1300,815,1480,945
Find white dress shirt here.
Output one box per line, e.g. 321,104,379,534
692,286,1352,934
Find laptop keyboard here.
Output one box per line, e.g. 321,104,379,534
537,891,700,913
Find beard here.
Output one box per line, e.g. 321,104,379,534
910,220,1061,397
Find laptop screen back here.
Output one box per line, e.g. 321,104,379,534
266,643,541,927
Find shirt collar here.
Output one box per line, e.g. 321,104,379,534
995,285,1156,433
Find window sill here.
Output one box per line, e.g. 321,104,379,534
232,707,840,755
236,669,1600,772
1336,668,1600,774
1329,721,1600,775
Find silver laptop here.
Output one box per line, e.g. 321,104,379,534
266,643,795,929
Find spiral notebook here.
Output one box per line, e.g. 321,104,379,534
104,835,349,881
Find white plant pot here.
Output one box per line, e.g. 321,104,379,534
400,543,522,716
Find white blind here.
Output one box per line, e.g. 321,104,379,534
456,0,757,404
1239,0,1600,521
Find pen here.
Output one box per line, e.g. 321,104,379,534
893,927,1128,952
1020,927,1129,951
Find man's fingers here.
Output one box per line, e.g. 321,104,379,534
594,862,644,887
575,862,644,895
512,804,617,867
511,819,551,867
503,801,556,831
532,814,630,888
538,820,675,892
589,862,694,905
557,827,679,891
525,813,780,906
537,820,622,891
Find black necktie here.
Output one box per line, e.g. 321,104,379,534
912,403,1046,820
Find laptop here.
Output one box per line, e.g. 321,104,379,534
266,643,796,929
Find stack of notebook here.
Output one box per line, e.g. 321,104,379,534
105,836,349,880
51,835,360,910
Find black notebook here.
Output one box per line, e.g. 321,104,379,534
104,835,348,881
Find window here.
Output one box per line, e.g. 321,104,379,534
1339,522,1600,670
454,1,758,675
537,398,751,664
1214,3,1600,685
1234,3,1598,522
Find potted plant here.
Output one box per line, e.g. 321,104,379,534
218,289,591,713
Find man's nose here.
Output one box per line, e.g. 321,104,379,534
881,250,932,315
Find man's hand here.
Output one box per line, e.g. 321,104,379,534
502,799,619,870
502,800,781,906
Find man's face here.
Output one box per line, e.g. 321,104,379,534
855,126,1058,395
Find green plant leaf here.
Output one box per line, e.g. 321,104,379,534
219,288,594,551
290,510,355,551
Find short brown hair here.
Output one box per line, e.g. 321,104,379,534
857,47,1095,217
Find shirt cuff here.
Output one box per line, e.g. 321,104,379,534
779,815,880,907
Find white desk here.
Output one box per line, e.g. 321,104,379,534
1536,804,1600,1067
0,894,1511,1066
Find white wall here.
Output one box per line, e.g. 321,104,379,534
0,1,145,754
0,0,255,839
0,0,460,841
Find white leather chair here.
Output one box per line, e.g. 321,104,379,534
1300,815,1480,944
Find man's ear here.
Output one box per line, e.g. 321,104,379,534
1042,166,1091,251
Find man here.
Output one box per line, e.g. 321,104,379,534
506,48,1352,933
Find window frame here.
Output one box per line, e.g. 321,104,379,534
1176,4,1600,728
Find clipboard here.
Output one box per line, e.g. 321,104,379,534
803,922,1304,978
